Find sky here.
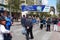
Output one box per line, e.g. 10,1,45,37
42,0,57,8
48,0,56,8
42,0,57,13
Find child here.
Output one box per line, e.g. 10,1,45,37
0,16,12,40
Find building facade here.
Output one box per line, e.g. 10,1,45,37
3,0,8,5
0,0,8,11
20,0,42,5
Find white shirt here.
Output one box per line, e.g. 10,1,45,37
0,24,10,40
0,24,10,33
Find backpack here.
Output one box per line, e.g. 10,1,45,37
5,17,12,30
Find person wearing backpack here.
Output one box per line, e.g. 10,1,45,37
3,11,13,30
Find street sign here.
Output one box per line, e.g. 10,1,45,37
21,5,45,12
43,6,50,12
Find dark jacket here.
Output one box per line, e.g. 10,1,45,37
53,19,58,24
25,18,33,28
40,19,46,24
21,17,26,26
47,19,51,25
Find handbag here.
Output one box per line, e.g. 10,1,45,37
21,27,27,35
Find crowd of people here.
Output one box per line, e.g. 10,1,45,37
0,11,13,40
0,11,60,40
21,15,60,40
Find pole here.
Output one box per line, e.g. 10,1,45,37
34,0,36,5
10,5,11,17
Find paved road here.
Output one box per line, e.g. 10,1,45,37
10,22,60,40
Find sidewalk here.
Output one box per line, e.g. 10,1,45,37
12,22,21,26
49,27,60,40
12,22,60,40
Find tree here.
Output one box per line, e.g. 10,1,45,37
8,0,20,12
52,14,57,18
7,0,21,21
57,4,60,13
57,0,60,13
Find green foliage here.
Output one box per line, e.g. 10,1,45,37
57,3,60,13
58,13,60,17
8,0,20,11
56,1,60,17
40,12,51,18
51,14,57,18
29,12,34,16
0,0,20,10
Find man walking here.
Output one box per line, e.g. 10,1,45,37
21,15,26,27
46,18,51,31
25,16,34,40
40,19,44,30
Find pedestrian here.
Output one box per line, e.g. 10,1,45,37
53,18,58,31
21,15,26,27
21,15,27,35
36,17,40,24
32,17,36,24
25,16,34,40
0,16,12,40
3,11,13,30
40,19,44,30
43,18,46,27
46,18,51,31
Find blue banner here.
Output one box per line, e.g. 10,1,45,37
21,5,45,12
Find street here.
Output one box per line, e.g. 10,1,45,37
0,0,59,40
10,22,60,40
